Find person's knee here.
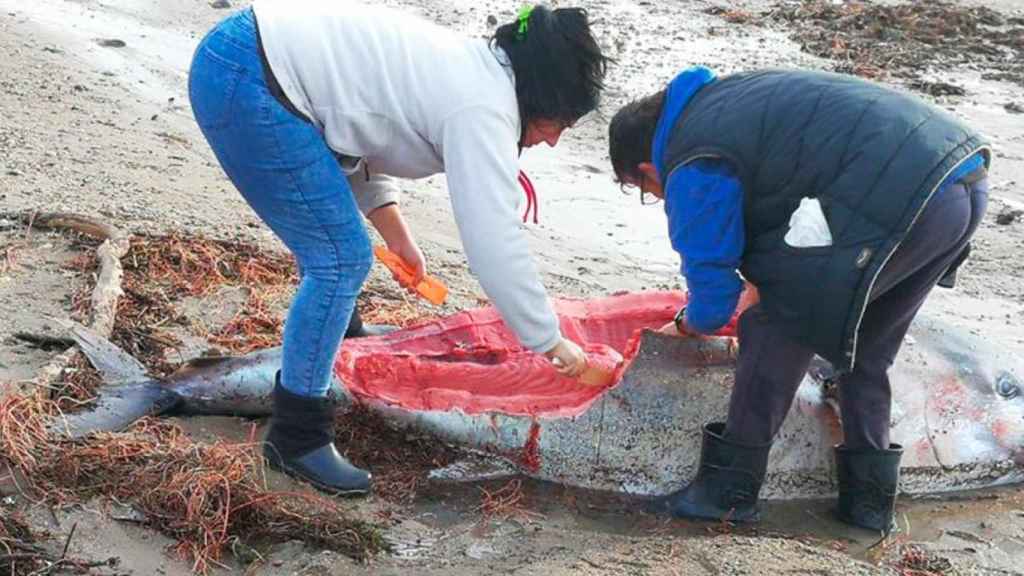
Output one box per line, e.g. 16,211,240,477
301,231,373,288
334,231,373,289
347,240,373,285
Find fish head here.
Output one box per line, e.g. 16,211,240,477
919,325,1024,467
983,368,1024,464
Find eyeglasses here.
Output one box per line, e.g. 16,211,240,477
619,173,661,206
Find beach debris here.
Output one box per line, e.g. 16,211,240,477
765,0,1024,88
0,516,123,575
996,208,1023,225
474,479,543,524
894,543,954,576
907,80,966,97
0,392,388,574
704,6,754,24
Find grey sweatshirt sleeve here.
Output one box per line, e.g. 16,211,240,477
439,108,562,353
346,169,401,215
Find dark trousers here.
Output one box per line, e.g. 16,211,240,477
724,175,989,450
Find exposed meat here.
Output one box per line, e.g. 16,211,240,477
335,291,738,417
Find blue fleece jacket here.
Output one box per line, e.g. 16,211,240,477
653,67,986,335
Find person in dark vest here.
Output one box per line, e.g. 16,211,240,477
608,66,990,532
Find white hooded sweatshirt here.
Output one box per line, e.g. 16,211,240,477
252,0,561,353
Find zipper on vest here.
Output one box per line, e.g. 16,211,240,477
846,145,990,370
671,149,990,371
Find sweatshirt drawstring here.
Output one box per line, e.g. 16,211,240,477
518,170,538,224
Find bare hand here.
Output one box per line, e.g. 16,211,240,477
663,317,688,336
368,204,426,289
736,281,760,316
388,237,426,288
545,338,587,377
658,320,696,338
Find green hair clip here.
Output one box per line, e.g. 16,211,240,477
516,5,534,40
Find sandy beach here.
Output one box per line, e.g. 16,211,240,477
2,0,1023,574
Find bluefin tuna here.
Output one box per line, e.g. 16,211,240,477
51,292,1023,499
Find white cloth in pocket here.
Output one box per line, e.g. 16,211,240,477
784,197,833,248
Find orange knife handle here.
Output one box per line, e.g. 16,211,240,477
373,245,448,305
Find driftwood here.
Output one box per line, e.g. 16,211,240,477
12,332,75,350
8,212,129,393
31,213,129,338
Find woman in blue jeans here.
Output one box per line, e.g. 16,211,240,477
188,2,609,495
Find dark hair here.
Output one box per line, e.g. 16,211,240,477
608,90,665,184
492,5,610,130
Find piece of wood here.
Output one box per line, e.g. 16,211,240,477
27,212,129,337
13,212,130,397
11,332,75,350
89,231,129,338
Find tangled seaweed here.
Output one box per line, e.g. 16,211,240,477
4,223,459,572
58,229,433,408
71,232,432,365
765,0,1024,87
115,233,298,366
336,405,460,503
474,479,544,524
0,390,388,574
894,543,954,576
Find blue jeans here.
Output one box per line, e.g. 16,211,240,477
188,9,371,397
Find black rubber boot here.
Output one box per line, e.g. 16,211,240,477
835,444,903,533
344,308,398,339
263,373,372,495
656,422,771,523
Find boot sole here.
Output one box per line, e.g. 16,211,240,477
834,508,895,534
264,455,372,497
671,507,760,524
645,495,760,523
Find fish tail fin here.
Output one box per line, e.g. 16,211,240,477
49,381,182,439
52,317,150,383
46,318,180,438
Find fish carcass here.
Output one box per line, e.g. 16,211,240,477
52,291,1024,499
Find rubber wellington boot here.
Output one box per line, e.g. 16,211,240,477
263,374,372,495
835,444,903,533
655,422,771,523
344,308,398,339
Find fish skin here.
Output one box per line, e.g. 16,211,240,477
883,315,1024,493
52,307,1023,499
51,333,350,437
52,346,353,438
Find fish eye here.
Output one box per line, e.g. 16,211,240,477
995,373,1021,399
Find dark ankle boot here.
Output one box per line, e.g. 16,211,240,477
835,444,902,533
656,422,771,523
263,373,372,495
345,308,398,339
